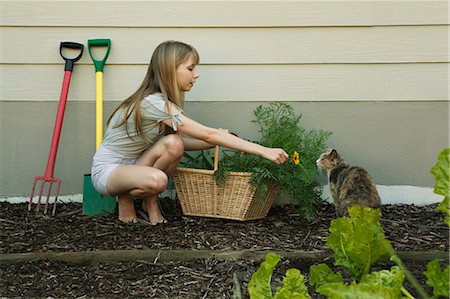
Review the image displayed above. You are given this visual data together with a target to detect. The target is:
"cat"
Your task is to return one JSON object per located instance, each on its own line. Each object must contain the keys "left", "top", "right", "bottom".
{"left": 316, "top": 148, "right": 381, "bottom": 217}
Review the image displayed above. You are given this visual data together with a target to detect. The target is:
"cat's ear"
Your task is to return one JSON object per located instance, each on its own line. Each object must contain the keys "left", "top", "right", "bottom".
{"left": 330, "top": 149, "right": 338, "bottom": 158}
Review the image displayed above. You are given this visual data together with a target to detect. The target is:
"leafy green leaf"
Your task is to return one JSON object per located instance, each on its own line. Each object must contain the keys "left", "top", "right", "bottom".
{"left": 326, "top": 206, "right": 394, "bottom": 281}
{"left": 424, "top": 258, "right": 450, "bottom": 298}
{"left": 309, "top": 263, "right": 343, "bottom": 288}
{"left": 273, "top": 268, "right": 311, "bottom": 299}
{"left": 248, "top": 252, "right": 281, "bottom": 299}
{"left": 317, "top": 266, "right": 405, "bottom": 299}
{"left": 430, "top": 148, "right": 450, "bottom": 226}
{"left": 363, "top": 266, "right": 405, "bottom": 290}
{"left": 317, "top": 281, "right": 405, "bottom": 299}
{"left": 437, "top": 198, "right": 450, "bottom": 227}
{"left": 430, "top": 148, "right": 450, "bottom": 198}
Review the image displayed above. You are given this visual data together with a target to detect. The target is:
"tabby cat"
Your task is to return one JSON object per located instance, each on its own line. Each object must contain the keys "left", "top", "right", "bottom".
{"left": 316, "top": 148, "right": 381, "bottom": 217}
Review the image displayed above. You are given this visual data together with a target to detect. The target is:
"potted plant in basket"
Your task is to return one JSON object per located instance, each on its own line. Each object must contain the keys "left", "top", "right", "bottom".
{"left": 174, "top": 102, "right": 332, "bottom": 220}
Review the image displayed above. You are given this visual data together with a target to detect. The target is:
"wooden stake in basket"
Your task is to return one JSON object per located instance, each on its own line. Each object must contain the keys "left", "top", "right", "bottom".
{"left": 173, "top": 145, "right": 278, "bottom": 221}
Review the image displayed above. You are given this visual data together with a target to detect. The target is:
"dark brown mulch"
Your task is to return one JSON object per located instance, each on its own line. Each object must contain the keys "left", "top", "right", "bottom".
{"left": 1, "top": 201, "right": 448, "bottom": 298}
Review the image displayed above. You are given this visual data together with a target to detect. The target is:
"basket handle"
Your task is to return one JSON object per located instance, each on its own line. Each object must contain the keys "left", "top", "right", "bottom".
{"left": 214, "top": 145, "right": 219, "bottom": 171}
{"left": 213, "top": 132, "right": 238, "bottom": 171}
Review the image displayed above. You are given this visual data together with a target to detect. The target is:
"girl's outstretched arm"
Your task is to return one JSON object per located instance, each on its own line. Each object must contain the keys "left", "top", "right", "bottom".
{"left": 162, "top": 113, "right": 288, "bottom": 164}
{"left": 182, "top": 136, "right": 213, "bottom": 151}
{"left": 181, "top": 128, "right": 230, "bottom": 151}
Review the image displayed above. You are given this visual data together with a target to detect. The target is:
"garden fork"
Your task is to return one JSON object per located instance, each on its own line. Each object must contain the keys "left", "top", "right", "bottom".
{"left": 28, "top": 42, "right": 83, "bottom": 215}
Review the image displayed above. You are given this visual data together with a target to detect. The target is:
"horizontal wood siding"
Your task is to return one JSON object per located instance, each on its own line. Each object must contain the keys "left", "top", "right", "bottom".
{"left": 0, "top": 1, "right": 448, "bottom": 102}
{"left": 2, "top": 1, "right": 447, "bottom": 27}
{"left": 1, "top": 63, "right": 447, "bottom": 101}
{"left": 2, "top": 26, "right": 448, "bottom": 64}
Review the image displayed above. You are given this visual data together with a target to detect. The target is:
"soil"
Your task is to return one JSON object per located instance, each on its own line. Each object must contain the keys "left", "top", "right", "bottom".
{"left": 1, "top": 200, "right": 448, "bottom": 298}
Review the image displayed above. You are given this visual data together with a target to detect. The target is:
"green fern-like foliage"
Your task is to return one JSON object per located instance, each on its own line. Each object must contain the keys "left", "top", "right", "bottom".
{"left": 216, "top": 102, "right": 332, "bottom": 219}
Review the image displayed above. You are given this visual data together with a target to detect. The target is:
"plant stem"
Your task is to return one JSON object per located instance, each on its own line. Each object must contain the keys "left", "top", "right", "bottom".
{"left": 401, "top": 286, "right": 416, "bottom": 299}
{"left": 394, "top": 255, "right": 430, "bottom": 299}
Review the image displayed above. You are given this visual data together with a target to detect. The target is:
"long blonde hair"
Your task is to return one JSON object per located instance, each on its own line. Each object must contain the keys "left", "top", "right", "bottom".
{"left": 108, "top": 40, "right": 199, "bottom": 140}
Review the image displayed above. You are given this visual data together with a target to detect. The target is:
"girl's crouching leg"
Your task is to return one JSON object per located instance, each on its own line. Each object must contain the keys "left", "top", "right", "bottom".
{"left": 117, "top": 194, "right": 137, "bottom": 223}
{"left": 156, "top": 134, "right": 184, "bottom": 175}
{"left": 142, "top": 196, "right": 167, "bottom": 225}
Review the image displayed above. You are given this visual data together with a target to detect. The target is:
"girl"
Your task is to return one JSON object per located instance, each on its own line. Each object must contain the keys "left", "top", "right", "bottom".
{"left": 91, "top": 40, "right": 289, "bottom": 225}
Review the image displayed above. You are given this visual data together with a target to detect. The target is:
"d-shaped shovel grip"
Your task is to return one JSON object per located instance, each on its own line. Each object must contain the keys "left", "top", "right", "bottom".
{"left": 87, "top": 39, "right": 111, "bottom": 73}
{"left": 60, "top": 42, "right": 84, "bottom": 72}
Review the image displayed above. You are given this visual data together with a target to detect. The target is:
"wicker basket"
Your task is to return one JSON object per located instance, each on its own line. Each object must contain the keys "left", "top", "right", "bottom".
{"left": 173, "top": 146, "right": 278, "bottom": 221}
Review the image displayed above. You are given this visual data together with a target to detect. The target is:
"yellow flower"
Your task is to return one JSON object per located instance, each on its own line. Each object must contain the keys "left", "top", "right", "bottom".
{"left": 292, "top": 151, "right": 300, "bottom": 165}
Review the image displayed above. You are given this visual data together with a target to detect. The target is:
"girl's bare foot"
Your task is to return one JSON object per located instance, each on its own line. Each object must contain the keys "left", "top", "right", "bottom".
{"left": 142, "top": 197, "right": 167, "bottom": 225}
{"left": 117, "top": 195, "right": 137, "bottom": 223}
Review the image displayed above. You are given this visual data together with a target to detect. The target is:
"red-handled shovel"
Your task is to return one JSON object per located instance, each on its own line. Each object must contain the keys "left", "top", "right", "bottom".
{"left": 28, "top": 42, "right": 84, "bottom": 215}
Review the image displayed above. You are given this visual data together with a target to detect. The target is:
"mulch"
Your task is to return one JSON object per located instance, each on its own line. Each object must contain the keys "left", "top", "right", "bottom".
{"left": 1, "top": 200, "right": 448, "bottom": 298}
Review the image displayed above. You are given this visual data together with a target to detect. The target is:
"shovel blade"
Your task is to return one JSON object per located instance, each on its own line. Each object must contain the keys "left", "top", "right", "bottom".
{"left": 82, "top": 174, "right": 116, "bottom": 216}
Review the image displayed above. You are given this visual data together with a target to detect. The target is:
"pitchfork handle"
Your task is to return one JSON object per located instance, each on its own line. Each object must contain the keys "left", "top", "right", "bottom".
{"left": 60, "top": 42, "right": 84, "bottom": 72}
{"left": 42, "top": 42, "right": 84, "bottom": 179}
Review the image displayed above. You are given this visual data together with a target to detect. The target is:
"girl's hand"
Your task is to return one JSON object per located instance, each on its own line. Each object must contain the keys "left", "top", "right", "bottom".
{"left": 263, "top": 147, "right": 289, "bottom": 164}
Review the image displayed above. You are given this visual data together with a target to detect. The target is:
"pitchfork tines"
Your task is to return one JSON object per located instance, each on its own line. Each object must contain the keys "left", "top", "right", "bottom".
{"left": 29, "top": 175, "right": 61, "bottom": 215}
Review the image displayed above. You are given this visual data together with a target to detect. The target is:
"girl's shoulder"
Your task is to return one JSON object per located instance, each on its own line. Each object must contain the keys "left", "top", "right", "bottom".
{"left": 142, "top": 92, "right": 166, "bottom": 112}
{"left": 143, "top": 92, "right": 164, "bottom": 106}
{"left": 143, "top": 93, "right": 183, "bottom": 115}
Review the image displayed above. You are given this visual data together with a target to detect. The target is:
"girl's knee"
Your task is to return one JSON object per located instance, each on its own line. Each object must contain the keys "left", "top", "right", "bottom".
{"left": 143, "top": 169, "right": 168, "bottom": 194}
{"left": 164, "top": 134, "right": 184, "bottom": 157}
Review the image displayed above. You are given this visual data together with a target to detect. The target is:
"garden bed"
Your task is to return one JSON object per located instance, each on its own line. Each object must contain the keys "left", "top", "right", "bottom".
{"left": 1, "top": 201, "right": 448, "bottom": 298}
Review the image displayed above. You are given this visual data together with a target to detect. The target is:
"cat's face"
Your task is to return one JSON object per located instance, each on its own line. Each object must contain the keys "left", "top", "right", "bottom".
{"left": 316, "top": 148, "right": 344, "bottom": 171}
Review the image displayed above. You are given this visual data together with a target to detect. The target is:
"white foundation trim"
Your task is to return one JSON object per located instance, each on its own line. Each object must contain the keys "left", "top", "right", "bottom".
{"left": 0, "top": 185, "right": 443, "bottom": 206}
{"left": 320, "top": 185, "right": 443, "bottom": 206}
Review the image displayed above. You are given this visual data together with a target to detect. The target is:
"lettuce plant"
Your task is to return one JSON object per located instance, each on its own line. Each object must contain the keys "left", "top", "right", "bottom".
{"left": 314, "top": 264, "right": 406, "bottom": 299}
{"left": 248, "top": 251, "right": 311, "bottom": 299}
{"left": 311, "top": 207, "right": 412, "bottom": 298}
{"left": 424, "top": 258, "right": 450, "bottom": 299}
{"left": 249, "top": 204, "right": 448, "bottom": 298}
{"left": 425, "top": 147, "right": 450, "bottom": 298}
{"left": 325, "top": 206, "right": 394, "bottom": 282}
{"left": 430, "top": 147, "right": 449, "bottom": 226}
{"left": 248, "top": 148, "right": 449, "bottom": 299}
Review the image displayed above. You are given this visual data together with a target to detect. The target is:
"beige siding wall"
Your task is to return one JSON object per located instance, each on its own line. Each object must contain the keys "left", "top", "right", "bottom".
{"left": 1, "top": 1, "right": 448, "bottom": 197}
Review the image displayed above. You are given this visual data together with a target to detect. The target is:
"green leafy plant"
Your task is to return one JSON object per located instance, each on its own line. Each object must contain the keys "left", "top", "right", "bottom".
{"left": 311, "top": 206, "right": 414, "bottom": 298}
{"left": 430, "top": 147, "right": 450, "bottom": 226}
{"left": 325, "top": 206, "right": 394, "bottom": 282}
{"left": 249, "top": 207, "right": 448, "bottom": 298}
{"left": 180, "top": 148, "right": 215, "bottom": 170}
{"left": 424, "top": 147, "right": 450, "bottom": 299}
{"left": 312, "top": 203, "right": 449, "bottom": 299}
{"left": 424, "top": 258, "right": 450, "bottom": 299}
{"left": 248, "top": 149, "right": 450, "bottom": 299}
{"left": 313, "top": 263, "right": 406, "bottom": 299}
{"left": 248, "top": 251, "right": 311, "bottom": 299}
{"left": 215, "top": 102, "right": 331, "bottom": 219}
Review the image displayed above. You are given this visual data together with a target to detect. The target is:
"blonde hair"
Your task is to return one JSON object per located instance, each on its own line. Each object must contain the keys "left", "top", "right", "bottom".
{"left": 108, "top": 40, "right": 199, "bottom": 140}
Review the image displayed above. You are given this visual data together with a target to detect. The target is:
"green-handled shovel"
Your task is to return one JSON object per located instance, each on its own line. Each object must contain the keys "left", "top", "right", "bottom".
{"left": 82, "top": 38, "right": 116, "bottom": 216}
